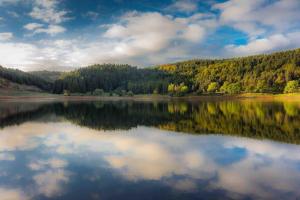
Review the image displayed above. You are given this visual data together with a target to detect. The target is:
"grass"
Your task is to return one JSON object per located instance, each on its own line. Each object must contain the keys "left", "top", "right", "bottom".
{"left": 0, "top": 90, "right": 300, "bottom": 102}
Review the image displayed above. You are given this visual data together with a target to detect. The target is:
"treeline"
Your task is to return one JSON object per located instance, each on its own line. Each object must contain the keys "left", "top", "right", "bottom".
{"left": 1, "top": 49, "right": 300, "bottom": 95}
{"left": 52, "top": 64, "right": 186, "bottom": 95}
{"left": 54, "top": 49, "right": 300, "bottom": 95}
{"left": 159, "top": 48, "right": 300, "bottom": 94}
{"left": 29, "top": 70, "right": 62, "bottom": 83}
{"left": 0, "top": 66, "right": 52, "bottom": 91}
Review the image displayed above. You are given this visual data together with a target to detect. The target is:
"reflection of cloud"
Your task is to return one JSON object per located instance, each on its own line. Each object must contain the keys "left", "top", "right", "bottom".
{"left": 33, "top": 169, "right": 70, "bottom": 197}
{"left": 28, "top": 158, "right": 68, "bottom": 171}
{"left": 0, "top": 124, "right": 38, "bottom": 152}
{"left": 170, "top": 179, "right": 197, "bottom": 191}
{"left": 0, "top": 187, "right": 27, "bottom": 200}
{"left": 27, "top": 157, "right": 70, "bottom": 198}
{"left": 0, "top": 152, "right": 15, "bottom": 161}
{"left": 1, "top": 122, "right": 300, "bottom": 199}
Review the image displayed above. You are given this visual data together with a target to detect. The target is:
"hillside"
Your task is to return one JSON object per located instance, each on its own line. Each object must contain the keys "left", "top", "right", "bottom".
{"left": 158, "top": 48, "right": 300, "bottom": 94}
{"left": 0, "top": 77, "right": 43, "bottom": 96}
{"left": 53, "top": 49, "right": 300, "bottom": 95}
{"left": 0, "top": 66, "right": 53, "bottom": 91}
{"left": 29, "top": 70, "right": 62, "bottom": 83}
{"left": 0, "top": 48, "right": 300, "bottom": 96}
{"left": 52, "top": 64, "right": 181, "bottom": 94}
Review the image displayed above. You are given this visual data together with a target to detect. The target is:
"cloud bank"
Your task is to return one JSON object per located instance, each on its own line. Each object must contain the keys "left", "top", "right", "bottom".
{"left": 0, "top": 0, "right": 299, "bottom": 70}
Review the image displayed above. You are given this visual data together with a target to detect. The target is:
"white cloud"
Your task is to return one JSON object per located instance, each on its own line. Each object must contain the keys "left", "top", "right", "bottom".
{"left": 103, "top": 11, "right": 215, "bottom": 57}
{"left": 24, "top": 23, "right": 65, "bottom": 36}
{"left": 29, "top": 0, "right": 69, "bottom": 24}
{"left": 0, "top": 1, "right": 299, "bottom": 69}
{"left": 0, "top": 11, "right": 218, "bottom": 70}
{"left": 33, "top": 25, "right": 66, "bottom": 36}
{"left": 24, "top": 23, "right": 44, "bottom": 31}
{"left": 167, "top": 0, "right": 198, "bottom": 12}
{"left": 0, "top": 42, "right": 40, "bottom": 68}
{"left": 0, "top": 32, "right": 13, "bottom": 41}
{"left": 226, "top": 32, "right": 300, "bottom": 56}
{"left": 214, "top": 0, "right": 300, "bottom": 37}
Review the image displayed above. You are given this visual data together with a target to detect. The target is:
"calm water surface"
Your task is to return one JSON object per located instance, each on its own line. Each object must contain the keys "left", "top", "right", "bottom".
{"left": 0, "top": 99, "right": 300, "bottom": 200}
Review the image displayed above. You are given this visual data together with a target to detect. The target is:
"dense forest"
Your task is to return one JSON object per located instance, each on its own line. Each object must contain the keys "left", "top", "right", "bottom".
{"left": 159, "top": 48, "right": 300, "bottom": 94}
{"left": 52, "top": 48, "right": 300, "bottom": 95}
{"left": 29, "top": 70, "right": 62, "bottom": 83}
{"left": 0, "top": 48, "right": 300, "bottom": 95}
{"left": 52, "top": 64, "right": 182, "bottom": 95}
{"left": 0, "top": 66, "right": 52, "bottom": 91}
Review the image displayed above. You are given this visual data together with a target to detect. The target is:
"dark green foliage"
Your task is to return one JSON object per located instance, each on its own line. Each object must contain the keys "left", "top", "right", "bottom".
{"left": 2, "top": 48, "right": 300, "bottom": 95}
{"left": 0, "top": 66, "right": 52, "bottom": 91}
{"left": 29, "top": 71, "right": 62, "bottom": 83}
{"left": 53, "top": 64, "right": 173, "bottom": 94}
{"left": 93, "top": 88, "right": 104, "bottom": 96}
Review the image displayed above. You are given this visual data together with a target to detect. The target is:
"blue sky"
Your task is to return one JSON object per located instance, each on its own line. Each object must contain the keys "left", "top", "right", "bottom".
{"left": 0, "top": 0, "right": 299, "bottom": 71}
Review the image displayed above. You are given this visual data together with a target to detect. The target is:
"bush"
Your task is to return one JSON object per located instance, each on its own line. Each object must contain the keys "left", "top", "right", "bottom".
{"left": 167, "top": 83, "right": 189, "bottom": 96}
{"left": 93, "top": 88, "right": 104, "bottom": 96}
{"left": 220, "top": 82, "right": 241, "bottom": 94}
{"left": 207, "top": 82, "right": 218, "bottom": 93}
{"left": 127, "top": 91, "right": 134, "bottom": 96}
{"left": 63, "top": 90, "right": 70, "bottom": 96}
{"left": 284, "top": 80, "right": 299, "bottom": 93}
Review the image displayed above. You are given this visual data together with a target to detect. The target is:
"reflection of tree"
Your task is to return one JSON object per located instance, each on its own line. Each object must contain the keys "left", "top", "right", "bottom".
{"left": 1, "top": 100, "right": 300, "bottom": 144}
{"left": 0, "top": 103, "right": 53, "bottom": 128}
{"left": 160, "top": 101, "right": 300, "bottom": 144}
{"left": 55, "top": 102, "right": 175, "bottom": 130}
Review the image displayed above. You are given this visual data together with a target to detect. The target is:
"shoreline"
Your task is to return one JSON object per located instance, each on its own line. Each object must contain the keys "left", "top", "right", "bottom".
{"left": 0, "top": 93, "right": 300, "bottom": 102}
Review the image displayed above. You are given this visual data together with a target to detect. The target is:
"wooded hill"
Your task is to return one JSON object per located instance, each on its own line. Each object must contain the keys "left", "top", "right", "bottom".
{"left": 0, "top": 66, "right": 53, "bottom": 91}
{"left": 0, "top": 48, "right": 300, "bottom": 95}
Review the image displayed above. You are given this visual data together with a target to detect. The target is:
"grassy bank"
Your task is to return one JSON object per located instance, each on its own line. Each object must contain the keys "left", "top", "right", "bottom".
{"left": 0, "top": 92, "right": 300, "bottom": 103}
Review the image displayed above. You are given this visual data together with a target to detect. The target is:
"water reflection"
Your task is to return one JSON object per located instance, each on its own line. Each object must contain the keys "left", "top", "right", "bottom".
{"left": 1, "top": 100, "right": 300, "bottom": 143}
{"left": 0, "top": 100, "right": 300, "bottom": 199}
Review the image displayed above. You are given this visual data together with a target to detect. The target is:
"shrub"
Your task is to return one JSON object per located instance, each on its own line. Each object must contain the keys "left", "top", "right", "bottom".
{"left": 284, "top": 80, "right": 299, "bottom": 93}
{"left": 63, "top": 90, "right": 70, "bottom": 96}
{"left": 207, "top": 82, "right": 218, "bottom": 93}
{"left": 93, "top": 88, "right": 104, "bottom": 96}
{"left": 220, "top": 82, "right": 241, "bottom": 94}
{"left": 127, "top": 91, "right": 134, "bottom": 96}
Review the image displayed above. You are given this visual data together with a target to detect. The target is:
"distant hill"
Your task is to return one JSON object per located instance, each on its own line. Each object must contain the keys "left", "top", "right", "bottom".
{"left": 0, "top": 66, "right": 53, "bottom": 91}
{"left": 53, "top": 48, "right": 300, "bottom": 95}
{"left": 157, "top": 48, "right": 300, "bottom": 94}
{"left": 0, "top": 48, "right": 300, "bottom": 95}
{"left": 0, "top": 77, "right": 43, "bottom": 96}
{"left": 52, "top": 64, "right": 176, "bottom": 94}
{"left": 29, "top": 70, "right": 62, "bottom": 83}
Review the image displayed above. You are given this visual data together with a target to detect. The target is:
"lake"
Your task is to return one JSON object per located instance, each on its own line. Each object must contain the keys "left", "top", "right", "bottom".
{"left": 0, "top": 99, "right": 300, "bottom": 200}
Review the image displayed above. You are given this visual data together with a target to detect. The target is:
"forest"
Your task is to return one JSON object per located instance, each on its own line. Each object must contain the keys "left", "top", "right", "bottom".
{"left": 0, "top": 48, "right": 300, "bottom": 95}
{"left": 0, "top": 66, "right": 53, "bottom": 91}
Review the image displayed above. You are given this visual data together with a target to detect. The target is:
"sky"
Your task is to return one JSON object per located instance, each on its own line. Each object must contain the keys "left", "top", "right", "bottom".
{"left": 0, "top": 0, "right": 299, "bottom": 71}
